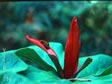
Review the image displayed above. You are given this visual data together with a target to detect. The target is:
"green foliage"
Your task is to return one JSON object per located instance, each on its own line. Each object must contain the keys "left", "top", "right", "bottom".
{"left": 15, "top": 48, "right": 56, "bottom": 72}
{"left": 0, "top": 50, "right": 28, "bottom": 73}
{"left": 0, "top": 72, "right": 35, "bottom": 84}
{"left": 0, "top": 42, "right": 112, "bottom": 84}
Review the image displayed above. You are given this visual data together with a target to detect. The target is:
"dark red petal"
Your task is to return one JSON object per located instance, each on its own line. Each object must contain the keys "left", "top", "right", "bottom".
{"left": 25, "top": 35, "right": 57, "bottom": 56}
{"left": 64, "top": 17, "right": 80, "bottom": 79}
{"left": 25, "top": 35, "right": 47, "bottom": 51}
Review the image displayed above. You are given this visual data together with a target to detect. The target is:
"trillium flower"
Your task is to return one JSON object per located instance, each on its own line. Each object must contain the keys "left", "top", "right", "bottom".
{"left": 25, "top": 17, "right": 92, "bottom": 79}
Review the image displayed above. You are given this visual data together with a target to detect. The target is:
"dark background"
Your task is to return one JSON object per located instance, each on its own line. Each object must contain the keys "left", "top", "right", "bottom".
{"left": 0, "top": 1, "right": 112, "bottom": 56}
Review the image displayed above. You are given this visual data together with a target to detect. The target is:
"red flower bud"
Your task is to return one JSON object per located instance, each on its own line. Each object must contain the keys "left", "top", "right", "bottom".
{"left": 64, "top": 17, "right": 80, "bottom": 79}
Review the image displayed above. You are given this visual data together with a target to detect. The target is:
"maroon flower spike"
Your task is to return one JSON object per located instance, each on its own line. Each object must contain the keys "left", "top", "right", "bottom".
{"left": 64, "top": 17, "right": 80, "bottom": 79}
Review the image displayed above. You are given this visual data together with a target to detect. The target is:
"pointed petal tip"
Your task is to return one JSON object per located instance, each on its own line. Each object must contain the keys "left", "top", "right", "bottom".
{"left": 25, "top": 34, "right": 31, "bottom": 39}
{"left": 71, "top": 17, "right": 79, "bottom": 32}
{"left": 25, "top": 35, "right": 34, "bottom": 41}
{"left": 72, "top": 17, "right": 77, "bottom": 23}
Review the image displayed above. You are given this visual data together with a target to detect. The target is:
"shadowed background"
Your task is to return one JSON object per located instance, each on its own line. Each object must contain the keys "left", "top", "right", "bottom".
{"left": 0, "top": 1, "right": 112, "bottom": 56}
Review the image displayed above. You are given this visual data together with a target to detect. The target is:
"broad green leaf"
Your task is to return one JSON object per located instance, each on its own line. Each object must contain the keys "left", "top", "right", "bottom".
{"left": 15, "top": 48, "right": 56, "bottom": 73}
{"left": 28, "top": 42, "right": 64, "bottom": 70}
{"left": 0, "top": 50, "right": 28, "bottom": 73}
{"left": 77, "top": 54, "right": 112, "bottom": 77}
{"left": 95, "top": 65, "right": 112, "bottom": 76}
{"left": 29, "top": 42, "right": 64, "bottom": 69}
{"left": 18, "top": 65, "right": 112, "bottom": 84}
{"left": 31, "top": 42, "right": 65, "bottom": 78}
{"left": 16, "top": 42, "right": 64, "bottom": 77}
{"left": 74, "top": 74, "right": 112, "bottom": 84}
{"left": 0, "top": 71, "right": 37, "bottom": 84}
{"left": 18, "top": 65, "right": 71, "bottom": 84}
{"left": 74, "top": 58, "right": 93, "bottom": 77}
{"left": 18, "top": 65, "right": 60, "bottom": 84}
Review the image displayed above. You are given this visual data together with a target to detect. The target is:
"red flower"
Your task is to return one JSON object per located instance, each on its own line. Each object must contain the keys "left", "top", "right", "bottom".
{"left": 25, "top": 17, "right": 90, "bottom": 79}
{"left": 64, "top": 17, "right": 80, "bottom": 79}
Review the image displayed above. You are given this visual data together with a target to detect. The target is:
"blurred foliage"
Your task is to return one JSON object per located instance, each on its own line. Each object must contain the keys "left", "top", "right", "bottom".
{"left": 0, "top": 1, "right": 112, "bottom": 56}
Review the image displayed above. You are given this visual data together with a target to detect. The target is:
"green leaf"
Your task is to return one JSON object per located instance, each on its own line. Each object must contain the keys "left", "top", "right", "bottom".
{"left": 0, "top": 71, "right": 37, "bottom": 84}
{"left": 30, "top": 42, "right": 64, "bottom": 77}
{"left": 15, "top": 48, "right": 56, "bottom": 73}
{"left": 0, "top": 50, "right": 28, "bottom": 73}
{"left": 18, "top": 65, "right": 71, "bottom": 84}
{"left": 95, "top": 65, "right": 112, "bottom": 76}
{"left": 28, "top": 42, "right": 65, "bottom": 69}
{"left": 74, "top": 58, "right": 93, "bottom": 77}
{"left": 18, "top": 65, "right": 60, "bottom": 84}
{"left": 74, "top": 74, "right": 112, "bottom": 84}
{"left": 77, "top": 54, "right": 112, "bottom": 77}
